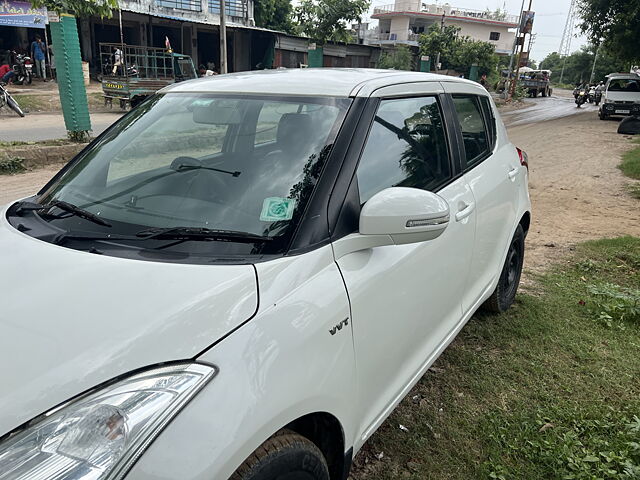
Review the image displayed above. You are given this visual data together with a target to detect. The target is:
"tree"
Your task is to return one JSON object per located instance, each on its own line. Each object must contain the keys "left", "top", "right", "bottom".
{"left": 31, "top": 0, "right": 117, "bottom": 17}
{"left": 576, "top": 0, "right": 640, "bottom": 63}
{"left": 418, "top": 24, "right": 462, "bottom": 69}
{"left": 254, "top": 0, "right": 295, "bottom": 33}
{"left": 294, "top": 0, "right": 370, "bottom": 44}
{"left": 419, "top": 24, "right": 498, "bottom": 75}
{"left": 539, "top": 45, "right": 628, "bottom": 85}
{"left": 377, "top": 45, "right": 413, "bottom": 70}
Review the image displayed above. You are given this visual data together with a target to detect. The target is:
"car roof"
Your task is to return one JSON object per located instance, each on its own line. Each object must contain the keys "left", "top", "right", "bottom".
{"left": 161, "top": 68, "right": 479, "bottom": 97}
{"left": 606, "top": 73, "right": 640, "bottom": 80}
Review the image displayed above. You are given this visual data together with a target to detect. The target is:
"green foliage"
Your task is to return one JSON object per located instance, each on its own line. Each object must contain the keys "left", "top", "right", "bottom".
{"left": 419, "top": 24, "right": 498, "bottom": 76}
{"left": 540, "top": 46, "right": 628, "bottom": 85}
{"left": 576, "top": 0, "right": 640, "bottom": 64}
{"left": 0, "top": 157, "right": 26, "bottom": 174}
{"left": 587, "top": 282, "right": 640, "bottom": 327}
{"left": 294, "top": 0, "right": 369, "bottom": 44}
{"left": 254, "top": 0, "right": 295, "bottom": 33}
{"left": 67, "top": 130, "right": 90, "bottom": 142}
{"left": 377, "top": 45, "right": 413, "bottom": 70}
{"left": 620, "top": 140, "right": 640, "bottom": 180}
{"left": 30, "top": 0, "right": 117, "bottom": 17}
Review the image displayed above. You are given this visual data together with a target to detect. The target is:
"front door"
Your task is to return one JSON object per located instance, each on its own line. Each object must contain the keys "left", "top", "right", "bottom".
{"left": 335, "top": 87, "right": 476, "bottom": 447}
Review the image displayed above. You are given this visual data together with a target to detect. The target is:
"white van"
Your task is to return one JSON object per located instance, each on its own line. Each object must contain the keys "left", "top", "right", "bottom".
{"left": 599, "top": 73, "right": 640, "bottom": 120}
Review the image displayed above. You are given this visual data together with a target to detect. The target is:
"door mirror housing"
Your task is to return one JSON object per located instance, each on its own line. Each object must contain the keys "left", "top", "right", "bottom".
{"left": 332, "top": 187, "right": 450, "bottom": 259}
{"left": 360, "top": 187, "right": 450, "bottom": 245}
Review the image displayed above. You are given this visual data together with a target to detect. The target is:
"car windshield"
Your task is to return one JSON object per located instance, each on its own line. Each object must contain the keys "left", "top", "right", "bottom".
{"left": 36, "top": 93, "right": 350, "bottom": 255}
{"left": 607, "top": 79, "right": 640, "bottom": 92}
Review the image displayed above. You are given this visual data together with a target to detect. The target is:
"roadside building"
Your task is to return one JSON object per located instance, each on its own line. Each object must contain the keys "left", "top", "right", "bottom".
{"left": 0, "top": 1, "right": 48, "bottom": 64}
{"left": 368, "top": 0, "right": 518, "bottom": 56}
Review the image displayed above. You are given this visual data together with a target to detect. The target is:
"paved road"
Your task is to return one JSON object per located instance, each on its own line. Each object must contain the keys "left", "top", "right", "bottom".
{"left": 501, "top": 93, "right": 599, "bottom": 127}
{"left": 0, "top": 112, "right": 124, "bottom": 142}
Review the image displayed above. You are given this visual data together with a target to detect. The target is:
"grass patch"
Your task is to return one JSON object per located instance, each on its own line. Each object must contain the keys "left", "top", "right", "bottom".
{"left": 11, "top": 94, "right": 49, "bottom": 112}
{"left": 0, "top": 138, "right": 72, "bottom": 148}
{"left": 627, "top": 184, "right": 640, "bottom": 200}
{"left": 620, "top": 139, "right": 640, "bottom": 180}
{"left": 351, "top": 236, "right": 640, "bottom": 480}
{"left": 0, "top": 157, "right": 26, "bottom": 174}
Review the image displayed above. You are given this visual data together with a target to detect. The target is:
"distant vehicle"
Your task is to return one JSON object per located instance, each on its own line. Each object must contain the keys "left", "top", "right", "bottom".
{"left": 0, "top": 69, "right": 531, "bottom": 480}
{"left": 575, "top": 84, "right": 588, "bottom": 107}
{"left": 599, "top": 73, "right": 640, "bottom": 120}
{"left": 0, "top": 82, "right": 24, "bottom": 117}
{"left": 99, "top": 43, "right": 197, "bottom": 110}
{"left": 520, "top": 69, "right": 553, "bottom": 97}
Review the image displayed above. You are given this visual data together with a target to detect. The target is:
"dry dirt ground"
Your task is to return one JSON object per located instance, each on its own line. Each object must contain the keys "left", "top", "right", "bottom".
{"left": 507, "top": 110, "right": 640, "bottom": 277}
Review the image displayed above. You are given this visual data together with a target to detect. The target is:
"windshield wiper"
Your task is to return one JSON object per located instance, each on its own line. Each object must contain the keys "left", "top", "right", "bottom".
{"left": 170, "top": 156, "right": 241, "bottom": 177}
{"left": 135, "top": 226, "right": 273, "bottom": 243}
{"left": 14, "top": 200, "right": 112, "bottom": 227}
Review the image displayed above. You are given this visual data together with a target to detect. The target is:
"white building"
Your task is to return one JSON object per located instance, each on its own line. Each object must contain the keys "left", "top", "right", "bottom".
{"left": 369, "top": 0, "right": 518, "bottom": 55}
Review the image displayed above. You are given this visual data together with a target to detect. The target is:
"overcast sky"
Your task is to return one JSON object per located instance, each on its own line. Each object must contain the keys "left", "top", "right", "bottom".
{"left": 363, "top": 0, "right": 588, "bottom": 62}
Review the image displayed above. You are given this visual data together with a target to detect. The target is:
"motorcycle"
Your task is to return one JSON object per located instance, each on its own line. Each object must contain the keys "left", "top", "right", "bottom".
{"left": 12, "top": 52, "right": 33, "bottom": 86}
{"left": 587, "top": 85, "right": 596, "bottom": 103}
{"left": 593, "top": 88, "right": 602, "bottom": 106}
{"left": 575, "top": 87, "right": 588, "bottom": 107}
{"left": 0, "top": 82, "right": 25, "bottom": 117}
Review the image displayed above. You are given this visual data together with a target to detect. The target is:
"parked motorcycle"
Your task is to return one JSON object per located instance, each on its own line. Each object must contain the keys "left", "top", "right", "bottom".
{"left": 12, "top": 52, "right": 33, "bottom": 86}
{"left": 0, "top": 83, "right": 25, "bottom": 117}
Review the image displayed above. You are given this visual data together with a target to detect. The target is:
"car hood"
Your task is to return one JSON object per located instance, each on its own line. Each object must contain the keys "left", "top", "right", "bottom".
{"left": 0, "top": 210, "right": 258, "bottom": 437}
{"left": 605, "top": 91, "right": 640, "bottom": 103}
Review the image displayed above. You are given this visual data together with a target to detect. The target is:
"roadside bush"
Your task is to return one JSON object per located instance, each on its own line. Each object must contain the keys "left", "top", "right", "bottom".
{"left": 0, "top": 157, "right": 26, "bottom": 174}
{"left": 619, "top": 140, "right": 640, "bottom": 180}
{"left": 587, "top": 282, "right": 640, "bottom": 327}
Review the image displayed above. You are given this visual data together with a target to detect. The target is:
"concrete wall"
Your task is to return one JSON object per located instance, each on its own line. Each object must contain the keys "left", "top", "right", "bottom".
{"left": 390, "top": 16, "right": 411, "bottom": 41}
{"left": 448, "top": 20, "right": 514, "bottom": 53}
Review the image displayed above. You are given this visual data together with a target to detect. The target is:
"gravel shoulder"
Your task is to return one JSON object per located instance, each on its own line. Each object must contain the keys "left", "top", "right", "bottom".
{"left": 506, "top": 109, "right": 640, "bottom": 276}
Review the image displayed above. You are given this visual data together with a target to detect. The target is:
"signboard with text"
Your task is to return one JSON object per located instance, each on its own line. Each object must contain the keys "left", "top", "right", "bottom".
{"left": 0, "top": 1, "right": 47, "bottom": 28}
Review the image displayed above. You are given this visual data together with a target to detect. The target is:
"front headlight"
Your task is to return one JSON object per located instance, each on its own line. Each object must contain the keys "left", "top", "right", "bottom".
{"left": 0, "top": 363, "right": 215, "bottom": 480}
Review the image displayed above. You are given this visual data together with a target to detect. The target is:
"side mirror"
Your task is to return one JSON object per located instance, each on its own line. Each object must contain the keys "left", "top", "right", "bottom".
{"left": 360, "top": 187, "right": 450, "bottom": 245}
{"left": 332, "top": 187, "right": 450, "bottom": 259}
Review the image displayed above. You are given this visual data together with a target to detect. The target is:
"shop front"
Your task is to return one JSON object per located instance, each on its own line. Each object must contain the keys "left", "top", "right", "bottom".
{"left": 0, "top": 1, "right": 47, "bottom": 64}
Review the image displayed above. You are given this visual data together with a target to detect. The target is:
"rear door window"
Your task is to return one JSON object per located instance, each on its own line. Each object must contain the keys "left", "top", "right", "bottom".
{"left": 356, "top": 96, "right": 452, "bottom": 203}
{"left": 451, "top": 95, "right": 490, "bottom": 169}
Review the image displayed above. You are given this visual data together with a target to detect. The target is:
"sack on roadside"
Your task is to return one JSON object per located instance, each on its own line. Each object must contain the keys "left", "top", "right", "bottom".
{"left": 617, "top": 115, "right": 640, "bottom": 135}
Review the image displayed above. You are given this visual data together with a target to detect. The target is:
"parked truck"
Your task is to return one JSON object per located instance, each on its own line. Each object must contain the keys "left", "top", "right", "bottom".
{"left": 100, "top": 43, "right": 197, "bottom": 110}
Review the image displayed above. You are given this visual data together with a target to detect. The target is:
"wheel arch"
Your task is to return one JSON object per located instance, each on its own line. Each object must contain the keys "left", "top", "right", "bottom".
{"left": 519, "top": 211, "right": 531, "bottom": 237}
{"left": 285, "top": 411, "right": 349, "bottom": 480}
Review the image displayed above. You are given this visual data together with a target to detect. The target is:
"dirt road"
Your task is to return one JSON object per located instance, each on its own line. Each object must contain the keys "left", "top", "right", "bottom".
{"left": 1, "top": 96, "right": 638, "bottom": 274}
{"left": 506, "top": 105, "right": 640, "bottom": 274}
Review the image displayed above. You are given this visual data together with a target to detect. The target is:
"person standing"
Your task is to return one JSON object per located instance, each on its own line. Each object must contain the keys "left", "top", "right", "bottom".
{"left": 31, "top": 35, "right": 46, "bottom": 81}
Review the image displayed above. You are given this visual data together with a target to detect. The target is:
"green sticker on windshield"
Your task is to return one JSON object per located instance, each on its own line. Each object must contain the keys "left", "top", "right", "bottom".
{"left": 260, "top": 197, "right": 296, "bottom": 222}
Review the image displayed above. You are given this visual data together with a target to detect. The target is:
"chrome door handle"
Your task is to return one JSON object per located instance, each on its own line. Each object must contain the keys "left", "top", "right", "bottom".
{"left": 508, "top": 167, "right": 519, "bottom": 180}
{"left": 455, "top": 202, "right": 475, "bottom": 222}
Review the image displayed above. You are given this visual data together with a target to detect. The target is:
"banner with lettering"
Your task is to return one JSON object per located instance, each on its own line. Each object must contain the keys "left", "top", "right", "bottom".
{"left": 0, "top": 1, "right": 47, "bottom": 28}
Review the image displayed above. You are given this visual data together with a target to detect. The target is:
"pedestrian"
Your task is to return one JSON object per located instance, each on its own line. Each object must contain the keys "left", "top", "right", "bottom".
{"left": 30, "top": 35, "right": 46, "bottom": 81}
{"left": 48, "top": 43, "right": 56, "bottom": 81}
{"left": 0, "top": 63, "right": 16, "bottom": 84}
{"left": 479, "top": 73, "right": 488, "bottom": 89}
{"left": 112, "top": 47, "right": 123, "bottom": 75}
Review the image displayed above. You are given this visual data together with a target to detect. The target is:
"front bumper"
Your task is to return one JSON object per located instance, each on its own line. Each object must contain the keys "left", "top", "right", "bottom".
{"left": 602, "top": 102, "right": 640, "bottom": 116}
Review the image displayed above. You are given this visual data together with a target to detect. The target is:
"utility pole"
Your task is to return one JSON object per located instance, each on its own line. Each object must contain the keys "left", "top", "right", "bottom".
{"left": 589, "top": 43, "right": 599, "bottom": 83}
{"left": 219, "top": 0, "right": 228, "bottom": 73}
{"left": 509, "top": 0, "right": 533, "bottom": 97}
{"left": 507, "top": 0, "right": 526, "bottom": 76}
{"left": 434, "top": 13, "right": 445, "bottom": 73}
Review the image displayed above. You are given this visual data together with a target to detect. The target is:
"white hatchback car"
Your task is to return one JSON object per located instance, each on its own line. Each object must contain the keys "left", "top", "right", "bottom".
{"left": 0, "top": 69, "right": 530, "bottom": 480}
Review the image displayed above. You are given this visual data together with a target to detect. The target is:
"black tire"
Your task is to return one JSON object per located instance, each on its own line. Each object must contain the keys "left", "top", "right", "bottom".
{"left": 26, "top": 74, "right": 32, "bottom": 85}
{"left": 482, "top": 224, "right": 525, "bottom": 313}
{"left": 7, "top": 95, "right": 25, "bottom": 117}
{"left": 599, "top": 110, "right": 608, "bottom": 120}
{"left": 230, "top": 430, "right": 329, "bottom": 480}
{"left": 541, "top": 88, "right": 547, "bottom": 97}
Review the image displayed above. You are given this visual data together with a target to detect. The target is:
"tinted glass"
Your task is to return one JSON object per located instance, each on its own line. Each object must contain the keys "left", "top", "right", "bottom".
{"left": 37, "top": 93, "right": 350, "bottom": 255}
{"left": 452, "top": 95, "right": 490, "bottom": 168}
{"left": 607, "top": 79, "right": 640, "bottom": 92}
{"left": 356, "top": 96, "right": 451, "bottom": 203}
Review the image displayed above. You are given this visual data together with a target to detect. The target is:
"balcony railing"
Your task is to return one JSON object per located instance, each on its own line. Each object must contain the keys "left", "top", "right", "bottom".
{"left": 373, "top": 3, "right": 519, "bottom": 24}
{"left": 208, "top": 0, "right": 247, "bottom": 17}
{"left": 370, "top": 32, "right": 421, "bottom": 42}
{"left": 156, "top": 0, "right": 201, "bottom": 12}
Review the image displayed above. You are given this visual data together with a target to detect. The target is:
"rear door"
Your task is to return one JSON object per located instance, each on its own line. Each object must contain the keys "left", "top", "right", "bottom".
{"left": 442, "top": 82, "right": 520, "bottom": 313}
{"left": 335, "top": 83, "right": 477, "bottom": 446}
